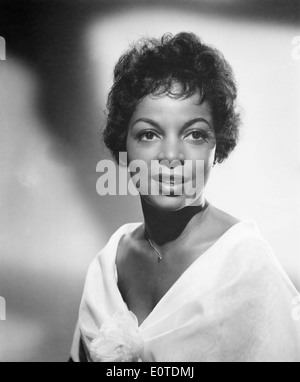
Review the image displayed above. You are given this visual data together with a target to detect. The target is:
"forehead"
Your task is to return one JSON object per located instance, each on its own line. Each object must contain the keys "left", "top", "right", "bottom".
{"left": 131, "top": 92, "right": 212, "bottom": 124}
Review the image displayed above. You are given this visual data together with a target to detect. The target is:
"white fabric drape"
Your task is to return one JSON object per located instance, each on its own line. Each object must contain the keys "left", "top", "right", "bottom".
{"left": 71, "top": 221, "right": 300, "bottom": 362}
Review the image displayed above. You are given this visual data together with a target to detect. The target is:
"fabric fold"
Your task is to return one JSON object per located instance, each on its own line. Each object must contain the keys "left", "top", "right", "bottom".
{"left": 71, "top": 221, "right": 300, "bottom": 362}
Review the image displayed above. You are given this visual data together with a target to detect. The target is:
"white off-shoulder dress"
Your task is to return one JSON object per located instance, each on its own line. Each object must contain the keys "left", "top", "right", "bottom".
{"left": 70, "top": 221, "right": 300, "bottom": 362}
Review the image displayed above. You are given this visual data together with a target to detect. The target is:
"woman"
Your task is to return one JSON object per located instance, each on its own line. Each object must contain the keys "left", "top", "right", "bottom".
{"left": 70, "top": 33, "right": 300, "bottom": 362}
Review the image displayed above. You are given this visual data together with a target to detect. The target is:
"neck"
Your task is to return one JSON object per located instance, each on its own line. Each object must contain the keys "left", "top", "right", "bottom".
{"left": 141, "top": 197, "right": 209, "bottom": 247}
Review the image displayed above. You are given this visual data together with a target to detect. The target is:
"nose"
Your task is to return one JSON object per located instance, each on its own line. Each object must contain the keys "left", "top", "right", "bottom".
{"left": 157, "top": 137, "right": 185, "bottom": 168}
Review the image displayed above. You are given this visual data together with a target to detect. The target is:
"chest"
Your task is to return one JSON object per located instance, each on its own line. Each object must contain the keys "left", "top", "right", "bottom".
{"left": 115, "top": 236, "right": 208, "bottom": 326}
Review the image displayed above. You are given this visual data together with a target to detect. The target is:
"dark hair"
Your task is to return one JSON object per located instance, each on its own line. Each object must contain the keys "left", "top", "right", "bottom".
{"left": 103, "top": 32, "right": 240, "bottom": 164}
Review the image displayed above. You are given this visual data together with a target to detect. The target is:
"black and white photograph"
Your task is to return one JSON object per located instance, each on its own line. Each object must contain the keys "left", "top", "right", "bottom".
{"left": 0, "top": 0, "right": 300, "bottom": 364}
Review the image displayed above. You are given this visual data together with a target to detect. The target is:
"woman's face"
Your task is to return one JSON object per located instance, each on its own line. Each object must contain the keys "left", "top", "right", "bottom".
{"left": 126, "top": 88, "right": 216, "bottom": 211}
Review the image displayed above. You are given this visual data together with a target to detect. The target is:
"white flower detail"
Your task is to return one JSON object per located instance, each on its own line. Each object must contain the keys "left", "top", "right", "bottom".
{"left": 90, "top": 311, "right": 144, "bottom": 362}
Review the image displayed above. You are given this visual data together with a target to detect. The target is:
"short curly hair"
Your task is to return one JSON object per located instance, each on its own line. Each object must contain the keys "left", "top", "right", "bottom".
{"left": 103, "top": 32, "right": 240, "bottom": 164}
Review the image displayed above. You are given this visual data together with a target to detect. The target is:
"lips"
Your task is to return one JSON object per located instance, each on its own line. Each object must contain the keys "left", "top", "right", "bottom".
{"left": 152, "top": 173, "right": 188, "bottom": 185}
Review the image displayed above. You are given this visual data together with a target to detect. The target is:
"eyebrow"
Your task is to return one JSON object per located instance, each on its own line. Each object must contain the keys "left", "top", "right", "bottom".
{"left": 131, "top": 117, "right": 212, "bottom": 131}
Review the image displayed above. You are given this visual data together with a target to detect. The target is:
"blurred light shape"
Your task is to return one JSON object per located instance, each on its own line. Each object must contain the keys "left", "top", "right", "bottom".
{"left": 0, "top": 58, "right": 106, "bottom": 278}
{"left": 0, "top": 36, "right": 5, "bottom": 61}
{"left": 0, "top": 315, "right": 45, "bottom": 362}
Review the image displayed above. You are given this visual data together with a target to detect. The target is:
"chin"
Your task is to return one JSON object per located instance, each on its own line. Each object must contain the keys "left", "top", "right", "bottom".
{"left": 141, "top": 194, "right": 201, "bottom": 211}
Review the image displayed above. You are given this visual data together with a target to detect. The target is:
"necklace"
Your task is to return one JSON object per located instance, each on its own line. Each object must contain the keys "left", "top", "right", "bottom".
{"left": 144, "top": 202, "right": 210, "bottom": 263}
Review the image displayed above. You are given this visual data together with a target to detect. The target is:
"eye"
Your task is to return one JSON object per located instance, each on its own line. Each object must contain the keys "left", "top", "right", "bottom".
{"left": 185, "top": 130, "right": 208, "bottom": 143}
{"left": 191, "top": 131, "right": 203, "bottom": 140}
{"left": 138, "top": 131, "right": 160, "bottom": 143}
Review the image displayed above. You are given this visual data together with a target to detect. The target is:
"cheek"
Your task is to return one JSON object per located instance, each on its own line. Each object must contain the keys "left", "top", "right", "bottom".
{"left": 125, "top": 136, "right": 133, "bottom": 160}
{"left": 189, "top": 144, "right": 216, "bottom": 166}
{"left": 126, "top": 143, "right": 155, "bottom": 166}
{"left": 126, "top": 147, "right": 140, "bottom": 168}
{"left": 188, "top": 145, "right": 215, "bottom": 185}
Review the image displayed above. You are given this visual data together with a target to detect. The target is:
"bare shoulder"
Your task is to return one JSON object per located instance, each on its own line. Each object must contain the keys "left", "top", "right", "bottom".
{"left": 116, "top": 223, "right": 145, "bottom": 266}
{"left": 210, "top": 205, "right": 241, "bottom": 226}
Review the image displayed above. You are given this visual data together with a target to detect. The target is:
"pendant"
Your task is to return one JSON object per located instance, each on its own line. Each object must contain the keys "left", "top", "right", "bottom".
{"left": 158, "top": 255, "right": 162, "bottom": 263}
